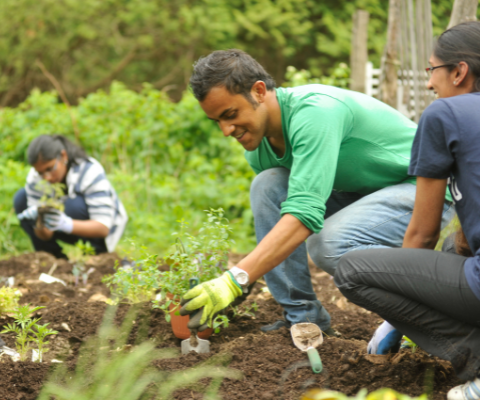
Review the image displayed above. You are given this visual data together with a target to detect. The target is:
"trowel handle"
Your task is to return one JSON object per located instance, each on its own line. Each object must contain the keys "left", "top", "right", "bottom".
{"left": 307, "top": 347, "right": 323, "bottom": 373}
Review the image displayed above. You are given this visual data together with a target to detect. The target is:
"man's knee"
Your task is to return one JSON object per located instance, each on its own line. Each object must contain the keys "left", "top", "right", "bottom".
{"left": 250, "top": 168, "right": 289, "bottom": 211}
{"left": 13, "top": 188, "right": 27, "bottom": 214}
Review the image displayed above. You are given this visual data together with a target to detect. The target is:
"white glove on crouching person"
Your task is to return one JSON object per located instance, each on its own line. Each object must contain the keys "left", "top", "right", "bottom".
{"left": 17, "top": 206, "right": 38, "bottom": 221}
{"left": 43, "top": 208, "right": 74, "bottom": 234}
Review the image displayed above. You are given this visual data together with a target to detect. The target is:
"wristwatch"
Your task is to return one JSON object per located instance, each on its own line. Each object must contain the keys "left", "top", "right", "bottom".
{"left": 229, "top": 266, "right": 250, "bottom": 293}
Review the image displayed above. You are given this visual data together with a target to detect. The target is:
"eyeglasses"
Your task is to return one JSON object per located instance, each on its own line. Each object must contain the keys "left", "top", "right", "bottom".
{"left": 425, "top": 64, "right": 455, "bottom": 75}
{"left": 38, "top": 159, "right": 60, "bottom": 178}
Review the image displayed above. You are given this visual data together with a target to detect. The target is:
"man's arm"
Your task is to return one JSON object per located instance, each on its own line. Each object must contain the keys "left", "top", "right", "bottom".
{"left": 403, "top": 177, "right": 448, "bottom": 249}
{"left": 237, "top": 213, "right": 312, "bottom": 281}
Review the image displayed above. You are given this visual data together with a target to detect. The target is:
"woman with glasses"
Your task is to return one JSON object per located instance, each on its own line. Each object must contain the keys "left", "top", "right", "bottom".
{"left": 14, "top": 134, "right": 128, "bottom": 259}
{"left": 335, "top": 21, "right": 480, "bottom": 400}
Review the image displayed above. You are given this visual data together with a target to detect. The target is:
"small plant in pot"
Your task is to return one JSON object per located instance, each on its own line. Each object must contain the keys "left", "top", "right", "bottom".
{"left": 153, "top": 208, "right": 234, "bottom": 339}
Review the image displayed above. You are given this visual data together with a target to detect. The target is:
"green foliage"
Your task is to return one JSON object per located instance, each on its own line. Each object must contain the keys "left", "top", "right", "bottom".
{"left": 0, "top": 0, "right": 462, "bottom": 106}
{"left": 283, "top": 63, "right": 350, "bottom": 88}
{"left": 35, "top": 180, "right": 66, "bottom": 212}
{"left": 0, "top": 160, "right": 32, "bottom": 257}
{"left": 0, "top": 287, "right": 22, "bottom": 315}
{"left": 37, "top": 305, "right": 240, "bottom": 400}
{"left": 59, "top": 240, "right": 96, "bottom": 286}
{"left": 1, "top": 304, "right": 57, "bottom": 361}
{"left": 153, "top": 208, "right": 234, "bottom": 320}
{"left": 103, "top": 246, "right": 163, "bottom": 305}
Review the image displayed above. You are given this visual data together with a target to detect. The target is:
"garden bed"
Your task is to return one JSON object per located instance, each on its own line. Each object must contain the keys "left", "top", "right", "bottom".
{"left": 0, "top": 252, "right": 461, "bottom": 400}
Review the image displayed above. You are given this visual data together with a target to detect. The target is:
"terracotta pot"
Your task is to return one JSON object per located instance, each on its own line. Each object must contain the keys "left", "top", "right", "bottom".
{"left": 168, "top": 295, "right": 213, "bottom": 340}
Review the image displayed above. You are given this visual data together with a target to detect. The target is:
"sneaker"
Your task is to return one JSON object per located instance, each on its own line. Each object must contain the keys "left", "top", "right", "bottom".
{"left": 260, "top": 320, "right": 291, "bottom": 332}
{"left": 448, "top": 377, "right": 480, "bottom": 400}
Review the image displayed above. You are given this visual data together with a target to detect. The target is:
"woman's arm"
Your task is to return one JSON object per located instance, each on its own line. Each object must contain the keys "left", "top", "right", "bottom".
{"left": 71, "top": 220, "right": 109, "bottom": 238}
{"left": 403, "top": 177, "right": 448, "bottom": 249}
{"left": 34, "top": 219, "right": 109, "bottom": 240}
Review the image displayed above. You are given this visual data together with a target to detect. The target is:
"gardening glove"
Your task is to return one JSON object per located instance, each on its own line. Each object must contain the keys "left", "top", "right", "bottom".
{"left": 367, "top": 321, "right": 403, "bottom": 355}
{"left": 17, "top": 206, "right": 38, "bottom": 221}
{"left": 180, "top": 271, "right": 243, "bottom": 331}
{"left": 43, "top": 208, "right": 74, "bottom": 234}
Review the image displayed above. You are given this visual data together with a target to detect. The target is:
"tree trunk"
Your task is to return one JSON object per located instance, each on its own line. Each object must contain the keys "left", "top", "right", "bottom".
{"left": 380, "top": 0, "right": 400, "bottom": 108}
{"left": 350, "top": 10, "right": 370, "bottom": 93}
{"left": 448, "top": 0, "right": 478, "bottom": 29}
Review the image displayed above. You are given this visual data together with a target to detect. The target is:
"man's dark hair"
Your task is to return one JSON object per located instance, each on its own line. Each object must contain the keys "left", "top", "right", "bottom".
{"left": 190, "top": 49, "right": 276, "bottom": 104}
{"left": 434, "top": 21, "right": 480, "bottom": 93}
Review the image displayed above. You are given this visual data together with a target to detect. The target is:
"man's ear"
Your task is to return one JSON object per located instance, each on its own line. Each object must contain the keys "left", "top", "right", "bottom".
{"left": 251, "top": 81, "right": 267, "bottom": 103}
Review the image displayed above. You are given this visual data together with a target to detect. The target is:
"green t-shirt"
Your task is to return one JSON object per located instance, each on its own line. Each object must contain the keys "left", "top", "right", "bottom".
{"left": 245, "top": 84, "right": 421, "bottom": 233}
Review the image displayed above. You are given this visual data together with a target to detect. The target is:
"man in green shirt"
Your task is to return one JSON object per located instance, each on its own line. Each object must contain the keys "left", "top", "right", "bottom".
{"left": 179, "top": 49, "right": 455, "bottom": 334}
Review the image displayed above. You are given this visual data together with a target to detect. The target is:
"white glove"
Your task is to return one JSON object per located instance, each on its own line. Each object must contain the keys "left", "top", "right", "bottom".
{"left": 17, "top": 206, "right": 38, "bottom": 221}
{"left": 43, "top": 208, "right": 73, "bottom": 234}
{"left": 367, "top": 321, "right": 403, "bottom": 354}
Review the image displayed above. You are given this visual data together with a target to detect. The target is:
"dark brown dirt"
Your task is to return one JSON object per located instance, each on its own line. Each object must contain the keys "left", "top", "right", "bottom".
{"left": 0, "top": 252, "right": 462, "bottom": 400}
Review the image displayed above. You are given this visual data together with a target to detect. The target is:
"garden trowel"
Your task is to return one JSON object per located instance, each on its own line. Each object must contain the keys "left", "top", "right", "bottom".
{"left": 291, "top": 322, "right": 323, "bottom": 373}
{"left": 181, "top": 278, "right": 210, "bottom": 354}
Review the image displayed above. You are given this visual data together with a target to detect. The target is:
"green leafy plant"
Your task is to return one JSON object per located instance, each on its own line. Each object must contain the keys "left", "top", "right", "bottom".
{"left": 37, "top": 305, "right": 240, "bottom": 400}
{"left": 0, "top": 286, "right": 21, "bottom": 315}
{"left": 103, "top": 247, "right": 162, "bottom": 305}
{"left": 35, "top": 180, "right": 66, "bottom": 212}
{"left": 60, "top": 240, "right": 96, "bottom": 285}
{"left": 1, "top": 303, "right": 57, "bottom": 361}
{"left": 152, "top": 208, "right": 234, "bottom": 322}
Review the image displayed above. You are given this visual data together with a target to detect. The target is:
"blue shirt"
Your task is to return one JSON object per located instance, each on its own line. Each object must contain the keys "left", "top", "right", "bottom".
{"left": 409, "top": 92, "right": 480, "bottom": 301}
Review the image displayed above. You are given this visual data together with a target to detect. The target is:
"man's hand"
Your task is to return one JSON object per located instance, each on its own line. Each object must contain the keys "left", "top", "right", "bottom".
{"left": 180, "top": 272, "right": 243, "bottom": 331}
{"left": 17, "top": 206, "right": 38, "bottom": 221}
{"left": 43, "top": 208, "right": 73, "bottom": 234}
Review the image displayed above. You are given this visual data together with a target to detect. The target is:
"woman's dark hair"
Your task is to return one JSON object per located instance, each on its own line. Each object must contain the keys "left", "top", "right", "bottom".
{"left": 433, "top": 21, "right": 480, "bottom": 93}
{"left": 190, "top": 49, "right": 276, "bottom": 105}
{"left": 27, "top": 134, "right": 87, "bottom": 168}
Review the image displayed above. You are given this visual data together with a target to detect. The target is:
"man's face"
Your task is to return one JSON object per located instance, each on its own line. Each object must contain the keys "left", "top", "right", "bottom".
{"left": 200, "top": 85, "right": 269, "bottom": 151}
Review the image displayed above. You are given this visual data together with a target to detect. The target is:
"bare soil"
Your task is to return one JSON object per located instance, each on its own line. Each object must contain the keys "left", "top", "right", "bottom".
{"left": 0, "top": 252, "right": 461, "bottom": 400}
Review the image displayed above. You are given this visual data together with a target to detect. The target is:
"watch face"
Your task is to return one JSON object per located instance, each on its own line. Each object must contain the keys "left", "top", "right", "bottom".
{"left": 236, "top": 272, "right": 249, "bottom": 285}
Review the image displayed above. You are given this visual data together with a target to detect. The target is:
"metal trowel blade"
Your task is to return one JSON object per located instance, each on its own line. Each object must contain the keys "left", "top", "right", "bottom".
{"left": 181, "top": 335, "right": 210, "bottom": 354}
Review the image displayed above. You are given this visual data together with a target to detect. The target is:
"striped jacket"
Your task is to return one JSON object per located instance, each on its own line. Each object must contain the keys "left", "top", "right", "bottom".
{"left": 25, "top": 157, "right": 128, "bottom": 252}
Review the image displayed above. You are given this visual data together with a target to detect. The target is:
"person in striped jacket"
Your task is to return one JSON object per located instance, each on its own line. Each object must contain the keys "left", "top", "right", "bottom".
{"left": 14, "top": 134, "right": 128, "bottom": 259}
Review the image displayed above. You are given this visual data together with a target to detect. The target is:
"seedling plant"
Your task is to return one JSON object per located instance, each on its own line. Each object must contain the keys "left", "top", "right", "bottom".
{"left": 1, "top": 304, "right": 58, "bottom": 361}
{"left": 60, "top": 240, "right": 96, "bottom": 285}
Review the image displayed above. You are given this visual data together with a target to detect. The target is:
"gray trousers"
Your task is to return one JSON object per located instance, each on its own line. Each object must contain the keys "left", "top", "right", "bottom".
{"left": 335, "top": 248, "right": 480, "bottom": 380}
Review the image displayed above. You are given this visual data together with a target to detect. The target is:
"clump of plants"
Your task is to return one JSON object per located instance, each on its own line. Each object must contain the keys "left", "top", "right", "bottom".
{"left": 0, "top": 286, "right": 21, "bottom": 315}
{"left": 103, "top": 247, "right": 162, "bottom": 305}
{"left": 152, "top": 208, "right": 234, "bottom": 321}
{"left": 1, "top": 304, "right": 58, "bottom": 361}
{"left": 60, "top": 240, "right": 96, "bottom": 285}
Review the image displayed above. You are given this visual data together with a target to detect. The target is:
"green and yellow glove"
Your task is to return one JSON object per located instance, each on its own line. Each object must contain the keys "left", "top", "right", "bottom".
{"left": 180, "top": 272, "right": 243, "bottom": 331}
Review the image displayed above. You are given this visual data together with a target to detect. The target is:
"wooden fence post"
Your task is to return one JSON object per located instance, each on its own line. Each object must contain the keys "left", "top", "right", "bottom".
{"left": 350, "top": 10, "right": 370, "bottom": 93}
{"left": 448, "top": 0, "right": 478, "bottom": 29}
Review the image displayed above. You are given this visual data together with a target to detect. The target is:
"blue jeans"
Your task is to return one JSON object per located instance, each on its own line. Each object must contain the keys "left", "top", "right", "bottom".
{"left": 14, "top": 188, "right": 107, "bottom": 259}
{"left": 250, "top": 167, "right": 455, "bottom": 330}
